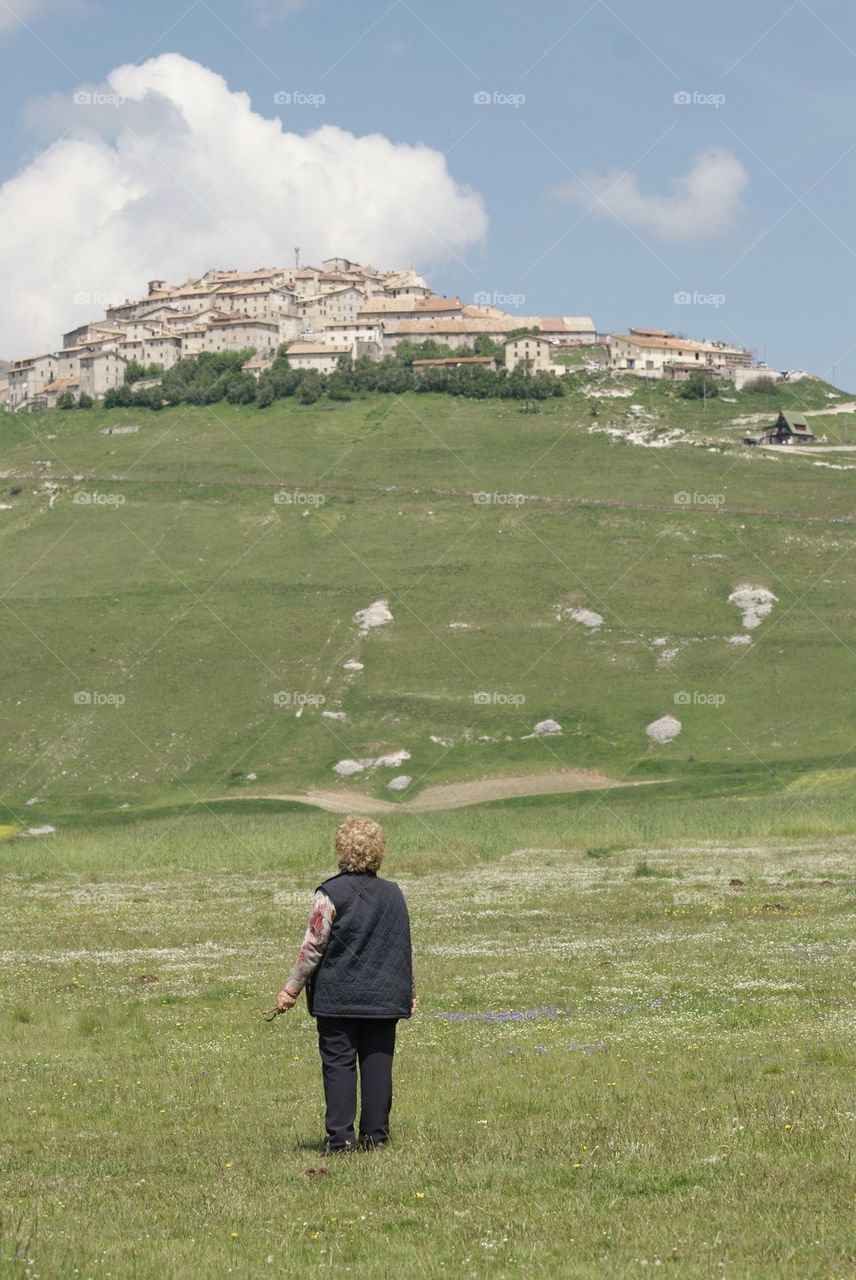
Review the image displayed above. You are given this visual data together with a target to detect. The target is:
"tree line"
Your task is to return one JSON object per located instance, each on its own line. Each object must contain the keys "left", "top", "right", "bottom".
{"left": 55, "top": 336, "right": 569, "bottom": 411}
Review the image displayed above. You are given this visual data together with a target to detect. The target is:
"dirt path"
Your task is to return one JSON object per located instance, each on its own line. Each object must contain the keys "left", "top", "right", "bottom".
{"left": 233, "top": 769, "right": 665, "bottom": 814}
{"left": 758, "top": 443, "right": 856, "bottom": 455}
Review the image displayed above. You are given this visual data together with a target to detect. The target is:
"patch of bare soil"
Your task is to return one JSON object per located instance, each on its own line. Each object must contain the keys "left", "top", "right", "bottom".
{"left": 236, "top": 769, "right": 665, "bottom": 814}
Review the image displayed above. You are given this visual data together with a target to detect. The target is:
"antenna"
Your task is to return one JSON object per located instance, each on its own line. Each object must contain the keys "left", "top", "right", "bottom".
{"left": 294, "top": 247, "right": 300, "bottom": 268}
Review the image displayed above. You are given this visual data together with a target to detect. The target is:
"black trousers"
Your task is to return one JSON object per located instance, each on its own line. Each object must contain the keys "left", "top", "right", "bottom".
{"left": 316, "top": 1016, "right": 398, "bottom": 1150}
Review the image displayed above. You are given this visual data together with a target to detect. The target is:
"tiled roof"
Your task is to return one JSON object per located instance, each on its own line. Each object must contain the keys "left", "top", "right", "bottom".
{"left": 208, "top": 315, "right": 277, "bottom": 327}
{"left": 287, "top": 342, "right": 351, "bottom": 355}
{"left": 359, "top": 296, "right": 460, "bottom": 315}
{"left": 612, "top": 332, "right": 712, "bottom": 353}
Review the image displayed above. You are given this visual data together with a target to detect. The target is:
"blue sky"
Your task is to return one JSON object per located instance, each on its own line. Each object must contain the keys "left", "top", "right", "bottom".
{"left": 1, "top": 0, "right": 855, "bottom": 383}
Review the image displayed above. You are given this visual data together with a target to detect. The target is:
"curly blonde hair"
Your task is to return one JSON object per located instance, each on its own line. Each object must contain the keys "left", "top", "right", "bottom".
{"left": 335, "top": 815, "right": 386, "bottom": 873}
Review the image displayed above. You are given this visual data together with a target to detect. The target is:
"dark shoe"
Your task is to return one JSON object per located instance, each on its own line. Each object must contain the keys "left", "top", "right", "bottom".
{"left": 358, "top": 1136, "right": 389, "bottom": 1151}
{"left": 323, "top": 1140, "right": 356, "bottom": 1155}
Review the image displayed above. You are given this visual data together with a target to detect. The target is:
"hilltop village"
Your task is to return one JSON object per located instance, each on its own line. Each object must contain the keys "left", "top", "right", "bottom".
{"left": 3, "top": 256, "right": 783, "bottom": 411}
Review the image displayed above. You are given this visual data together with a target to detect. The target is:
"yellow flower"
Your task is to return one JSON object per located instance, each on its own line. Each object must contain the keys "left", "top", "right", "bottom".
{"left": 415, "top": 1191, "right": 425, "bottom": 1199}
{"left": 230, "top": 1232, "right": 239, "bottom": 1239}
{"left": 310, "top": 1232, "right": 320, "bottom": 1241}
{"left": 225, "top": 1161, "right": 234, "bottom": 1168}
{"left": 784, "top": 1123, "right": 792, "bottom": 1131}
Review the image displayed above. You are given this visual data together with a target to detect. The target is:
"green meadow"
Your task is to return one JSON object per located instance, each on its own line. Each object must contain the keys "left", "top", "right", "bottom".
{"left": 1, "top": 378, "right": 855, "bottom": 1276}
{"left": 2, "top": 376, "right": 856, "bottom": 819}
{"left": 1, "top": 815, "right": 854, "bottom": 1278}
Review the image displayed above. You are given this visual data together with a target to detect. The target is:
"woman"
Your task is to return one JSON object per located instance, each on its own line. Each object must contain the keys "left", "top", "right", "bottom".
{"left": 275, "top": 815, "right": 415, "bottom": 1152}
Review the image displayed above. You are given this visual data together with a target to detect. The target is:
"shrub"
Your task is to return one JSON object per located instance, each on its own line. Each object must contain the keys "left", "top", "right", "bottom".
{"left": 297, "top": 372, "right": 323, "bottom": 404}
{"left": 104, "top": 384, "right": 135, "bottom": 408}
{"left": 743, "top": 376, "right": 779, "bottom": 394}
{"left": 679, "top": 373, "right": 720, "bottom": 400}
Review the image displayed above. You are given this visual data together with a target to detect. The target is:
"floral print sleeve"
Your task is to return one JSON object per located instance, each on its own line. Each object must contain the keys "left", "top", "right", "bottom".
{"left": 284, "top": 890, "right": 336, "bottom": 994}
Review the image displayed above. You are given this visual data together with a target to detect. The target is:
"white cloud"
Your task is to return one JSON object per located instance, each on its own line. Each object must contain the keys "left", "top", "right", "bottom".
{"left": 0, "top": 0, "right": 49, "bottom": 32}
{"left": 557, "top": 148, "right": 748, "bottom": 242}
{"left": 0, "top": 0, "right": 87, "bottom": 34}
{"left": 0, "top": 52, "right": 487, "bottom": 356}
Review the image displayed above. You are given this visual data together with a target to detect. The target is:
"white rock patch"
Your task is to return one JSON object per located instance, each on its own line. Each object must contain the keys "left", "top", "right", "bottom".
{"left": 430, "top": 735, "right": 454, "bottom": 747}
{"left": 524, "top": 719, "right": 562, "bottom": 739}
{"left": 448, "top": 621, "right": 470, "bottom": 630}
{"left": 333, "top": 759, "right": 366, "bottom": 777}
{"left": 728, "top": 634, "right": 752, "bottom": 646}
{"left": 375, "top": 750, "right": 411, "bottom": 768}
{"left": 387, "top": 775, "right": 412, "bottom": 791}
{"left": 567, "top": 607, "right": 603, "bottom": 629}
{"left": 332, "top": 749, "right": 410, "bottom": 777}
{"left": 343, "top": 661, "right": 364, "bottom": 672}
{"left": 21, "top": 825, "right": 56, "bottom": 837}
{"left": 646, "top": 715, "right": 682, "bottom": 744}
{"left": 729, "top": 584, "right": 777, "bottom": 629}
{"left": 354, "top": 599, "right": 393, "bottom": 633}
{"left": 322, "top": 710, "right": 347, "bottom": 721}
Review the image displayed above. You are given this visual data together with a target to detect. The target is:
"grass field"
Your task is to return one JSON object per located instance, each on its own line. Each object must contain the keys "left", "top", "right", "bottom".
{"left": 1, "top": 813, "right": 854, "bottom": 1278}
{"left": 2, "top": 377, "right": 855, "bottom": 1276}
{"left": 3, "top": 374, "right": 856, "bottom": 824}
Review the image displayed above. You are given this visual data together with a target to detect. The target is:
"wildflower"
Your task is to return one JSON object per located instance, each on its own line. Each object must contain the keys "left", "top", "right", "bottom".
{"left": 309, "top": 1232, "right": 320, "bottom": 1241}
{"left": 225, "top": 1162, "right": 234, "bottom": 1168}
{"left": 415, "top": 1191, "right": 425, "bottom": 1199}
{"left": 230, "top": 1232, "right": 239, "bottom": 1239}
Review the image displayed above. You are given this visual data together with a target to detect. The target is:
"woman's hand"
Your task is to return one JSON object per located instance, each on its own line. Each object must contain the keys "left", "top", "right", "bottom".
{"left": 276, "top": 988, "right": 298, "bottom": 1013}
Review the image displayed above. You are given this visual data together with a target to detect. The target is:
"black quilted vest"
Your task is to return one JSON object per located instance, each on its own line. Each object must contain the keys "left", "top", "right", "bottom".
{"left": 307, "top": 871, "right": 412, "bottom": 1019}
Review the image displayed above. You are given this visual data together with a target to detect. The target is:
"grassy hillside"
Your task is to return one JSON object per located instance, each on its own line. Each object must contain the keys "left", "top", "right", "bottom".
{"left": 2, "top": 373, "right": 856, "bottom": 824}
